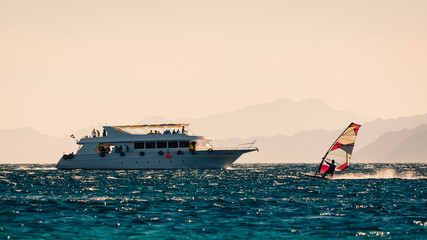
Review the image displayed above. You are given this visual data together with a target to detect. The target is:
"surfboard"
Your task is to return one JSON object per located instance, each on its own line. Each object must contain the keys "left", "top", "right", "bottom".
{"left": 302, "top": 173, "right": 331, "bottom": 179}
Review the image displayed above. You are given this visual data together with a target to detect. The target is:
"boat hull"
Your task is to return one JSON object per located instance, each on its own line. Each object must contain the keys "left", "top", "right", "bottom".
{"left": 56, "top": 149, "right": 255, "bottom": 170}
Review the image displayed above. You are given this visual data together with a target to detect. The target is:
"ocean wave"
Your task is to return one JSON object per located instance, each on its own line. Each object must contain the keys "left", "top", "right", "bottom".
{"left": 0, "top": 163, "right": 425, "bottom": 239}
{"left": 335, "top": 168, "right": 427, "bottom": 179}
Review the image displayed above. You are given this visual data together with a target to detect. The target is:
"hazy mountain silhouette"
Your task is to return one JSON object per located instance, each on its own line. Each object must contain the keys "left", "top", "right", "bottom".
{"left": 356, "top": 124, "right": 427, "bottom": 163}
{"left": 355, "top": 113, "right": 427, "bottom": 149}
{"left": 212, "top": 116, "right": 427, "bottom": 163}
{"left": 0, "top": 99, "right": 426, "bottom": 164}
{"left": 140, "top": 98, "right": 370, "bottom": 139}
{"left": 0, "top": 127, "right": 75, "bottom": 164}
{"left": 212, "top": 130, "right": 340, "bottom": 164}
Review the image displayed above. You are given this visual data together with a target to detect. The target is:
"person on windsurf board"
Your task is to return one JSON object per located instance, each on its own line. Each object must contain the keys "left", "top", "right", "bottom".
{"left": 322, "top": 159, "right": 336, "bottom": 178}
{"left": 303, "top": 122, "right": 361, "bottom": 179}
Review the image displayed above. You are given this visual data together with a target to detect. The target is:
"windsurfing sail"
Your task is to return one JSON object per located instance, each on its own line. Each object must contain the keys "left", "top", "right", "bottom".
{"left": 317, "top": 122, "right": 361, "bottom": 174}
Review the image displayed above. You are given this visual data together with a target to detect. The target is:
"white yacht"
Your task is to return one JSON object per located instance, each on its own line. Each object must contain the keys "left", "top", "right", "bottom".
{"left": 56, "top": 124, "right": 258, "bottom": 170}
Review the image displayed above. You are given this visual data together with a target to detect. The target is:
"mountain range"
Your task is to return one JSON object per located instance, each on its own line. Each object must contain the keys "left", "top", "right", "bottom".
{"left": 0, "top": 127, "right": 74, "bottom": 164}
{"left": 356, "top": 124, "right": 427, "bottom": 163}
{"left": 0, "top": 98, "right": 426, "bottom": 164}
{"left": 213, "top": 118, "right": 427, "bottom": 163}
{"left": 140, "top": 98, "right": 370, "bottom": 139}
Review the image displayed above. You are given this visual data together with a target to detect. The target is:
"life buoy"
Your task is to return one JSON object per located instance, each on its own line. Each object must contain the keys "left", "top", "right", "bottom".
{"left": 166, "top": 153, "right": 171, "bottom": 158}
{"left": 208, "top": 148, "right": 213, "bottom": 153}
{"left": 100, "top": 152, "right": 105, "bottom": 157}
{"left": 158, "top": 151, "right": 164, "bottom": 156}
{"left": 139, "top": 151, "right": 145, "bottom": 156}
{"left": 120, "top": 152, "right": 125, "bottom": 157}
{"left": 177, "top": 150, "right": 183, "bottom": 155}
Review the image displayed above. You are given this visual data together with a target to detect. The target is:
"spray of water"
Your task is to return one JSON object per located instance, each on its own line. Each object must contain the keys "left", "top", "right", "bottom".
{"left": 15, "top": 167, "right": 57, "bottom": 171}
{"left": 335, "top": 168, "right": 426, "bottom": 180}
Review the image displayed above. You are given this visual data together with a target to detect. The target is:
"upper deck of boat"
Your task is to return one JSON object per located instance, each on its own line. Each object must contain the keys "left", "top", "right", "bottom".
{"left": 78, "top": 124, "right": 207, "bottom": 144}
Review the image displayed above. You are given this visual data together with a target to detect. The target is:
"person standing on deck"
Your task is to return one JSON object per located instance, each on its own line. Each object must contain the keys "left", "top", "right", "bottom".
{"left": 322, "top": 160, "right": 336, "bottom": 178}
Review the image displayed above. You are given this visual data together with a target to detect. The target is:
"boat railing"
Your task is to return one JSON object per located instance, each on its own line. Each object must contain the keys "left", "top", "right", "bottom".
{"left": 208, "top": 147, "right": 259, "bottom": 151}
{"left": 235, "top": 140, "right": 256, "bottom": 148}
{"left": 199, "top": 140, "right": 258, "bottom": 151}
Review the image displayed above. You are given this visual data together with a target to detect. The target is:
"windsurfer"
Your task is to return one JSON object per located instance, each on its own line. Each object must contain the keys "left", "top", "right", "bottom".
{"left": 306, "top": 123, "right": 361, "bottom": 179}
{"left": 322, "top": 160, "right": 336, "bottom": 178}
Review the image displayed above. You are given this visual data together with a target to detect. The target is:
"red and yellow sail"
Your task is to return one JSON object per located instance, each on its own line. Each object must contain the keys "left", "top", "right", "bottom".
{"left": 318, "top": 123, "right": 361, "bottom": 174}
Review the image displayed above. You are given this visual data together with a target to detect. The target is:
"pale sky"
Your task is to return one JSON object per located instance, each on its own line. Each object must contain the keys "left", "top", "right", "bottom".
{"left": 1, "top": 0, "right": 426, "bottom": 137}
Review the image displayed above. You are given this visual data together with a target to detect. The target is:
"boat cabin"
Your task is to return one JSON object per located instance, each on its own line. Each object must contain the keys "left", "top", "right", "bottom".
{"left": 75, "top": 124, "right": 213, "bottom": 155}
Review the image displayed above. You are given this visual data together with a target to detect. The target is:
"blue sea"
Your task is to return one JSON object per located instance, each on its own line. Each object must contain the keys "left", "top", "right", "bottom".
{"left": 0, "top": 164, "right": 426, "bottom": 239}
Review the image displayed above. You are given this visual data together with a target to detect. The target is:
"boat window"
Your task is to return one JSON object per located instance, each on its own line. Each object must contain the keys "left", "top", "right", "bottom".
{"left": 157, "top": 141, "right": 167, "bottom": 148}
{"left": 168, "top": 141, "right": 178, "bottom": 148}
{"left": 134, "top": 142, "right": 145, "bottom": 149}
{"left": 146, "top": 142, "right": 155, "bottom": 149}
{"left": 179, "top": 141, "right": 190, "bottom": 148}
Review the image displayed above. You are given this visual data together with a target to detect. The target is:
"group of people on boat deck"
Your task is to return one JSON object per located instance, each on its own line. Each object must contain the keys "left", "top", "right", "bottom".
{"left": 149, "top": 126, "right": 187, "bottom": 135}
{"left": 149, "top": 129, "right": 181, "bottom": 134}
{"left": 91, "top": 129, "right": 107, "bottom": 138}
